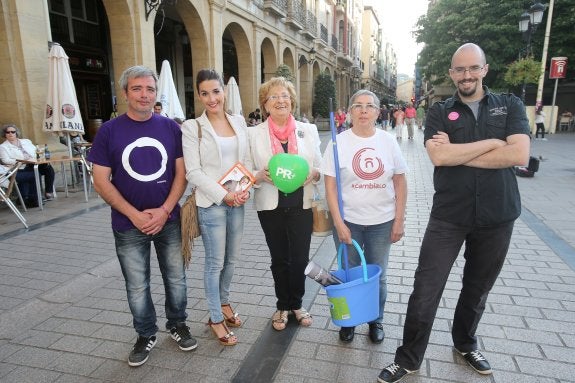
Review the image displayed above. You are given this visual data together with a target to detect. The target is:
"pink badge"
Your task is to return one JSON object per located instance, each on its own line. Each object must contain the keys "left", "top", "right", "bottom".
{"left": 448, "top": 112, "right": 459, "bottom": 121}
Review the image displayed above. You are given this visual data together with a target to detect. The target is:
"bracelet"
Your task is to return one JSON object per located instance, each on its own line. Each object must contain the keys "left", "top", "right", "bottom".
{"left": 160, "top": 205, "right": 171, "bottom": 218}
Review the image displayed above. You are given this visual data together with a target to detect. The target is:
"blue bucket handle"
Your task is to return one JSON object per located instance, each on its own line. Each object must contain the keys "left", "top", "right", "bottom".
{"left": 337, "top": 239, "right": 368, "bottom": 283}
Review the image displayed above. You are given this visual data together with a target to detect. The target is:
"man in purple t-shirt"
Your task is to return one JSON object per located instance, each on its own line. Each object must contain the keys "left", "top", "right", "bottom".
{"left": 88, "top": 66, "right": 196, "bottom": 367}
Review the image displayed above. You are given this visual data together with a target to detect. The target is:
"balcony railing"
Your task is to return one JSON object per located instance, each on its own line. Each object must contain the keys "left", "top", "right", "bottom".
{"left": 286, "top": 0, "right": 305, "bottom": 30}
{"left": 264, "top": 0, "right": 287, "bottom": 17}
{"left": 252, "top": 0, "right": 264, "bottom": 9}
{"left": 301, "top": 10, "right": 317, "bottom": 38}
{"left": 331, "top": 34, "right": 338, "bottom": 51}
{"left": 320, "top": 24, "right": 328, "bottom": 44}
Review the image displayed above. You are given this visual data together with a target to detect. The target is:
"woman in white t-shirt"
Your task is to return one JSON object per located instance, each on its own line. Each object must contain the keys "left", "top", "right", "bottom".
{"left": 321, "top": 89, "right": 408, "bottom": 344}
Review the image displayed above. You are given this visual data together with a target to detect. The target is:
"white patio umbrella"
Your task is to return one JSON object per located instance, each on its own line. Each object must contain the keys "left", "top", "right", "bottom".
{"left": 157, "top": 60, "right": 185, "bottom": 119}
{"left": 225, "top": 76, "right": 243, "bottom": 116}
{"left": 42, "top": 42, "right": 85, "bottom": 159}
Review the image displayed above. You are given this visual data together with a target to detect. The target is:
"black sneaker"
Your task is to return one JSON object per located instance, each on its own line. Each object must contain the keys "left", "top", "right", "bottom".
{"left": 377, "top": 362, "right": 416, "bottom": 383}
{"left": 128, "top": 335, "right": 156, "bottom": 367}
{"left": 170, "top": 323, "right": 198, "bottom": 351}
{"left": 456, "top": 349, "right": 492, "bottom": 375}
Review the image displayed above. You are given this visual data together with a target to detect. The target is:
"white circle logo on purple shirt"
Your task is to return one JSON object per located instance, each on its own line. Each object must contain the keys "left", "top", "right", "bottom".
{"left": 121, "top": 137, "right": 168, "bottom": 182}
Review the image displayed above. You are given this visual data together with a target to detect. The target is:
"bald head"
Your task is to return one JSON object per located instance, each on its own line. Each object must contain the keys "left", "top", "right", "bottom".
{"left": 451, "top": 43, "right": 486, "bottom": 67}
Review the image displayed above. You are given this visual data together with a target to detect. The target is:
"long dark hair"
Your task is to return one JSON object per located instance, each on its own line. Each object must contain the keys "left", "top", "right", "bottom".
{"left": 195, "top": 69, "right": 224, "bottom": 92}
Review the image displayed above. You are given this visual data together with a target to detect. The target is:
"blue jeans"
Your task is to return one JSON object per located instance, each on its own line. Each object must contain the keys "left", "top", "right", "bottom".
{"left": 113, "top": 220, "right": 187, "bottom": 337}
{"left": 333, "top": 219, "right": 393, "bottom": 323}
{"left": 198, "top": 204, "right": 244, "bottom": 323}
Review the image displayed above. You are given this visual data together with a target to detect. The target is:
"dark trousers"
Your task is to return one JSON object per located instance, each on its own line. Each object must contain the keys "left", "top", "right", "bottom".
{"left": 535, "top": 122, "right": 545, "bottom": 138}
{"left": 395, "top": 216, "right": 514, "bottom": 370}
{"left": 258, "top": 207, "right": 313, "bottom": 311}
{"left": 15, "top": 170, "right": 37, "bottom": 199}
{"left": 21, "top": 164, "right": 55, "bottom": 195}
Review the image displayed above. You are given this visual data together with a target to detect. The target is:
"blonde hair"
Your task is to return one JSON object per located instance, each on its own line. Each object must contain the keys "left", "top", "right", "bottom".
{"left": 258, "top": 77, "right": 297, "bottom": 119}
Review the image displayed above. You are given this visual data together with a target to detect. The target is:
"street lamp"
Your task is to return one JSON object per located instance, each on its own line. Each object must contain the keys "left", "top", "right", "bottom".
{"left": 518, "top": 2, "right": 545, "bottom": 102}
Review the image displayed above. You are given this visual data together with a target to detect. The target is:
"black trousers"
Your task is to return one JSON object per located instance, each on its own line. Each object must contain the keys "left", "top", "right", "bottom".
{"left": 21, "top": 164, "right": 55, "bottom": 195}
{"left": 394, "top": 216, "right": 514, "bottom": 370}
{"left": 258, "top": 207, "right": 313, "bottom": 311}
{"left": 535, "top": 122, "right": 545, "bottom": 138}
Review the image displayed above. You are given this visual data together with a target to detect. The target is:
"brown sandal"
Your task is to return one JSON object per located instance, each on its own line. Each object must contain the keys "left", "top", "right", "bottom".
{"left": 221, "top": 304, "right": 242, "bottom": 328}
{"left": 293, "top": 308, "right": 312, "bottom": 327}
{"left": 272, "top": 310, "right": 289, "bottom": 331}
{"left": 207, "top": 319, "right": 237, "bottom": 346}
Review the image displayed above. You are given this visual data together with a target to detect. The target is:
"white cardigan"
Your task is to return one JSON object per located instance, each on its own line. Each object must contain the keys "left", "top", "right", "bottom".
{"left": 181, "top": 112, "right": 249, "bottom": 208}
{"left": 245, "top": 119, "right": 322, "bottom": 211}
{"left": 0, "top": 139, "right": 36, "bottom": 168}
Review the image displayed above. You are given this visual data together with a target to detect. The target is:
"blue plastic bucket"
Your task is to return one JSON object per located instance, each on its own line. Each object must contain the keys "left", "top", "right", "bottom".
{"left": 325, "top": 240, "right": 381, "bottom": 327}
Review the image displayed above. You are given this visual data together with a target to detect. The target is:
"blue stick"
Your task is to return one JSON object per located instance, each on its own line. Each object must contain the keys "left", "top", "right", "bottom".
{"left": 329, "top": 99, "right": 349, "bottom": 281}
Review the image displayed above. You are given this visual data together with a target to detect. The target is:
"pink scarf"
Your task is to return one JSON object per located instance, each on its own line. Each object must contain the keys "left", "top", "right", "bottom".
{"left": 268, "top": 114, "right": 298, "bottom": 154}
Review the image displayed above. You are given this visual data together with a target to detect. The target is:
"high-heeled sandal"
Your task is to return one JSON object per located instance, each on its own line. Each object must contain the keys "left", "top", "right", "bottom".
{"left": 272, "top": 310, "right": 289, "bottom": 331}
{"left": 207, "top": 319, "right": 237, "bottom": 346}
{"left": 292, "top": 308, "right": 312, "bottom": 327}
{"left": 221, "top": 304, "right": 242, "bottom": 328}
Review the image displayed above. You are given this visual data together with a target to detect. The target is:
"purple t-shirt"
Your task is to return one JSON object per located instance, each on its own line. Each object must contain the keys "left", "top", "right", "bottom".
{"left": 88, "top": 114, "right": 183, "bottom": 231}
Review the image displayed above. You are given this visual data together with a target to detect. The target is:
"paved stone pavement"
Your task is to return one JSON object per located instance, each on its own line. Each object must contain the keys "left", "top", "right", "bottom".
{"left": 0, "top": 129, "right": 574, "bottom": 383}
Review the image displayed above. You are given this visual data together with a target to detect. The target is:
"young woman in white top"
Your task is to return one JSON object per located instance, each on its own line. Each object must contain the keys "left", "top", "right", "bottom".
{"left": 181, "top": 70, "right": 249, "bottom": 346}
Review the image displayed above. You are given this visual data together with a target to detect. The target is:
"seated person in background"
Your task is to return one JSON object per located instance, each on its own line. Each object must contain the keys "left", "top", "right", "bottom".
{"left": 248, "top": 108, "right": 262, "bottom": 126}
{"left": 0, "top": 124, "right": 55, "bottom": 206}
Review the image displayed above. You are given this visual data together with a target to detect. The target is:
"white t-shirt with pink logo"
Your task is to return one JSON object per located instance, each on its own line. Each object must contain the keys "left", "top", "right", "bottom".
{"left": 321, "top": 129, "right": 408, "bottom": 225}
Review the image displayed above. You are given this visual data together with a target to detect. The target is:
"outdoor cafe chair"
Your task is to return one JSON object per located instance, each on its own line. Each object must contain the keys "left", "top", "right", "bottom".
{"left": 0, "top": 163, "right": 29, "bottom": 228}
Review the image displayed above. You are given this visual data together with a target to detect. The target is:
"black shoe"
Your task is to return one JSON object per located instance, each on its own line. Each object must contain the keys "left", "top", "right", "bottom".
{"left": 377, "top": 362, "right": 416, "bottom": 383}
{"left": 368, "top": 322, "right": 385, "bottom": 343}
{"left": 339, "top": 326, "right": 355, "bottom": 342}
{"left": 456, "top": 349, "right": 492, "bottom": 375}
{"left": 24, "top": 198, "right": 39, "bottom": 208}
{"left": 170, "top": 323, "right": 198, "bottom": 351}
{"left": 128, "top": 335, "right": 157, "bottom": 367}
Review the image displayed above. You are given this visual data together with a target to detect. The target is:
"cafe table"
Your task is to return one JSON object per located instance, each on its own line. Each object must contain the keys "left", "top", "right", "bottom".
{"left": 17, "top": 155, "right": 88, "bottom": 210}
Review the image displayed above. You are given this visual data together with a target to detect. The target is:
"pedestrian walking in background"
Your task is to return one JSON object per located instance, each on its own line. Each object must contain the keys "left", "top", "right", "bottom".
{"left": 335, "top": 108, "right": 347, "bottom": 133}
{"left": 246, "top": 76, "right": 322, "bottom": 332}
{"left": 88, "top": 66, "right": 196, "bottom": 367}
{"left": 394, "top": 107, "right": 405, "bottom": 139}
{"left": 416, "top": 104, "right": 426, "bottom": 129}
{"left": 379, "top": 105, "right": 390, "bottom": 130}
{"left": 181, "top": 69, "right": 249, "bottom": 346}
{"left": 321, "top": 90, "right": 408, "bottom": 344}
{"left": 535, "top": 106, "right": 546, "bottom": 139}
{"left": 378, "top": 43, "right": 531, "bottom": 383}
{"left": 405, "top": 102, "right": 417, "bottom": 139}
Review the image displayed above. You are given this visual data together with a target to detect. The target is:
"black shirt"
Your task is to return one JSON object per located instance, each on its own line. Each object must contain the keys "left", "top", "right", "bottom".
{"left": 424, "top": 87, "right": 530, "bottom": 226}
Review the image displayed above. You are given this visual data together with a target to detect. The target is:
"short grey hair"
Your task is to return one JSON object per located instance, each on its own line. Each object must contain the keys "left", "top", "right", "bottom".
{"left": 348, "top": 89, "right": 380, "bottom": 110}
{"left": 119, "top": 66, "right": 158, "bottom": 92}
{"left": 1, "top": 123, "right": 20, "bottom": 138}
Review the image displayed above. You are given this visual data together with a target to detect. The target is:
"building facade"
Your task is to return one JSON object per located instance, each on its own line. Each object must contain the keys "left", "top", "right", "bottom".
{"left": 360, "top": 6, "right": 396, "bottom": 106}
{"left": 0, "top": 0, "right": 397, "bottom": 144}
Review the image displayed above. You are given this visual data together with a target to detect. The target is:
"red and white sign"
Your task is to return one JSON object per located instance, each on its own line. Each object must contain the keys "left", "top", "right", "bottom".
{"left": 549, "top": 57, "right": 568, "bottom": 79}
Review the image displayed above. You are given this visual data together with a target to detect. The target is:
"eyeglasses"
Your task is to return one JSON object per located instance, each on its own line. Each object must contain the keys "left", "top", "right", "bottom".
{"left": 5, "top": 130, "right": 16, "bottom": 134}
{"left": 450, "top": 66, "right": 484, "bottom": 75}
{"left": 350, "top": 103, "right": 379, "bottom": 112}
{"left": 266, "top": 94, "right": 291, "bottom": 102}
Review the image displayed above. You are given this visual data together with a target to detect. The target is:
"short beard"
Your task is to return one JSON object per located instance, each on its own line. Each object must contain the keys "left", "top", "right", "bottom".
{"left": 457, "top": 80, "right": 478, "bottom": 98}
